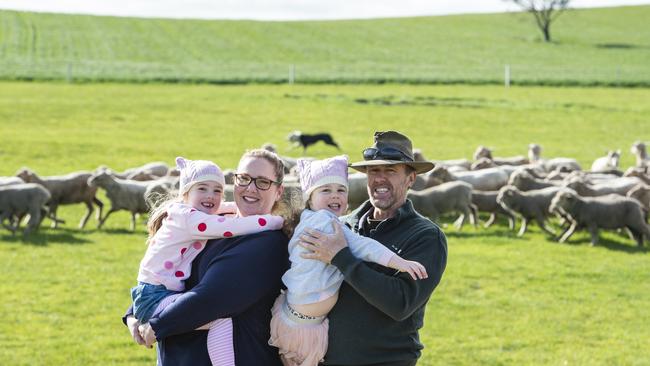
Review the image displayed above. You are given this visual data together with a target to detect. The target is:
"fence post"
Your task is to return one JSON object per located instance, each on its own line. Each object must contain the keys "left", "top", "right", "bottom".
{"left": 289, "top": 64, "right": 295, "bottom": 84}
{"left": 66, "top": 63, "right": 72, "bottom": 83}
{"left": 504, "top": 64, "right": 510, "bottom": 88}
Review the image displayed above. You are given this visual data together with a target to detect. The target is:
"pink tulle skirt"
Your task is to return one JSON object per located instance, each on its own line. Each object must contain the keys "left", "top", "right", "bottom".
{"left": 269, "top": 292, "right": 329, "bottom": 366}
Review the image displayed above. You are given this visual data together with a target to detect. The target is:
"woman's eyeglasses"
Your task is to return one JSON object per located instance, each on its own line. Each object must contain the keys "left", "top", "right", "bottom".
{"left": 234, "top": 174, "right": 281, "bottom": 191}
{"left": 362, "top": 147, "right": 413, "bottom": 162}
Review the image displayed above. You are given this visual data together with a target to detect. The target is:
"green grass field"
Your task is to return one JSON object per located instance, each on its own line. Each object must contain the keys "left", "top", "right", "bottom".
{"left": 1, "top": 6, "right": 649, "bottom": 85}
{"left": 1, "top": 81, "right": 650, "bottom": 365}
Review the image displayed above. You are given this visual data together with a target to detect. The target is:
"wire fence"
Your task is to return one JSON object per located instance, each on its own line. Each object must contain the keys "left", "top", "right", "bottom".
{"left": 0, "top": 60, "right": 647, "bottom": 86}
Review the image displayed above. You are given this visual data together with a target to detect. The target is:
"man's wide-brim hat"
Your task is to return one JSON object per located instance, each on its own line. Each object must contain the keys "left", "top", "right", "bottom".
{"left": 350, "top": 131, "right": 435, "bottom": 174}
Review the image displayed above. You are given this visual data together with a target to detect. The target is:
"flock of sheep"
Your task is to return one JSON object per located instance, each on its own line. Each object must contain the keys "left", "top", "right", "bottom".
{"left": 3, "top": 141, "right": 650, "bottom": 247}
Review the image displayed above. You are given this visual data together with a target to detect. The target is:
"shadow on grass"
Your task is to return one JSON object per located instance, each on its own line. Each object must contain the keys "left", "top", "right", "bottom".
{"left": 595, "top": 43, "right": 646, "bottom": 50}
{"left": 560, "top": 235, "right": 649, "bottom": 254}
{"left": 0, "top": 228, "right": 92, "bottom": 246}
{"left": 444, "top": 228, "right": 524, "bottom": 240}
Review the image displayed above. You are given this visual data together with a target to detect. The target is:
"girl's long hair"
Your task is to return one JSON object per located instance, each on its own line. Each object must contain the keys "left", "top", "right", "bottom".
{"left": 145, "top": 190, "right": 183, "bottom": 245}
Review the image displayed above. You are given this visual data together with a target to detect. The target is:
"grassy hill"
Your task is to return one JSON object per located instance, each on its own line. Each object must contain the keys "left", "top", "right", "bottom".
{"left": 1, "top": 82, "right": 649, "bottom": 365}
{"left": 0, "top": 6, "right": 649, "bottom": 85}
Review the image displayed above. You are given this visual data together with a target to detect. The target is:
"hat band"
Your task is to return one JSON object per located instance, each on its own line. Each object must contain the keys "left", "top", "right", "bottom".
{"left": 363, "top": 146, "right": 413, "bottom": 162}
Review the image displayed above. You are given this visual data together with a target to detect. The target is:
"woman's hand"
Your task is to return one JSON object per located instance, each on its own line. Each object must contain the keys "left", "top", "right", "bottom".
{"left": 299, "top": 220, "right": 347, "bottom": 264}
{"left": 138, "top": 322, "right": 157, "bottom": 348}
{"left": 126, "top": 316, "right": 147, "bottom": 346}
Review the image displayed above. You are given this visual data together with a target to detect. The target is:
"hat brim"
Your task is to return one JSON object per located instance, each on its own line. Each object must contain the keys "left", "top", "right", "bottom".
{"left": 349, "top": 160, "right": 435, "bottom": 174}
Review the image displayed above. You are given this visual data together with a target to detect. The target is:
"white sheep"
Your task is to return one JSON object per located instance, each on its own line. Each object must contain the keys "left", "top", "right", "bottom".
{"left": 407, "top": 181, "right": 477, "bottom": 230}
{"left": 0, "top": 176, "right": 24, "bottom": 187}
{"left": 16, "top": 168, "right": 103, "bottom": 229}
{"left": 472, "top": 145, "right": 528, "bottom": 166}
{"left": 590, "top": 150, "right": 621, "bottom": 172}
{"left": 103, "top": 162, "right": 170, "bottom": 180}
{"left": 428, "top": 165, "right": 509, "bottom": 191}
{"left": 549, "top": 189, "right": 650, "bottom": 246}
{"left": 527, "top": 143, "right": 581, "bottom": 173}
{"left": 564, "top": 176, "right": 642, "bottom": 197}
{"left": 496, "top": 185, "right": 561, "bottom": 237}
{"left": 0, "top": 183, "right": 51, "bottom": 235}
{"left": 627, "top": 183, "right": 650, "bottom": 212}
{"left": 471, "top": 190, "right": 516, "bottom": 230}
{"left": 87, "top": 170, "right": 151, "bottom": 231}
{"left": 630, "top": 141, "right": 650, "bottom": 168}
{"left": 623, "top": 167, "right": 650, "bottom": 185}
{"left": 508, "top": 170, "right": 562, "bottom": 191}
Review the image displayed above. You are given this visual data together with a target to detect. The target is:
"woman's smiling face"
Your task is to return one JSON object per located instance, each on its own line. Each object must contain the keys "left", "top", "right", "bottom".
{"left": 234, "top": 156, "right": 283, "bottom": 217}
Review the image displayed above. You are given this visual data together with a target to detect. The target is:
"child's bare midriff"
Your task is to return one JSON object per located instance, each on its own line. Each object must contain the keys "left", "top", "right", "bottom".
{"left": 291, "top": 292, "right": 339, "bottom": 317}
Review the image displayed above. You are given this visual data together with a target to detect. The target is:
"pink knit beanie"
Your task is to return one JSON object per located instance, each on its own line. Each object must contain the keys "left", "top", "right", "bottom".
{"left": 176, "top": 157, "right": 225, "bottom": 195}
{"left": 297, "top": 155, "right": 349, "bottom": 201}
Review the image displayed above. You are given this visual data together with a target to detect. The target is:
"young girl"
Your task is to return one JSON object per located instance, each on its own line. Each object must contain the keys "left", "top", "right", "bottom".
{"left": 268, "top": 155, "right": 427, "bottom": 366}
{"left": 131, "top": 156, "right": 283, "bottom": 366}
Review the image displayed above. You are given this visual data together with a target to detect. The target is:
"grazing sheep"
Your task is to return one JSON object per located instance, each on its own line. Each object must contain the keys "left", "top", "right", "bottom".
{"left": 144, "top": 176, "right": 180, "bottom": 209}
{"left": 591, "top": 150, "right": 621, "bottom": 172}
{"left": 527, "top": 143, "right": 581, "bottom": 172}
{"left": 407, "top": 181, "right": 477, "bottom": 230}
{"left": 87, "top": 170, "right": 150, "bottom": 231}
{"left": 0, "top": 176, "right": 24, "bottom": 187}
{"left": 627, "top": 183, "right": 650, "bottom": 212}
{"left": 496, "top": 185, "right": 561, "bottom": 237}
{"left": 549, "top": 189, "right": 650, "bottom": 246}
{"left": 564, "top": 176, "right": 642, "bottom": 197}
{"left": 623, "top": 167, "right": 650, "bottom": 185}
{"left": 262, "top": 142, "right": 299, "bottom": 174}
{"left": 16, "top": 168, "right": 103, "bottom": 229}
{"left": 347, "top": 173, "right": 369, "bottom": 210}
{"left": 0, "top": 183, "right": 51, "bottom": 235}
{"left": 431, "top": 158, "right": 472, "bottom": 171}
{"left": 413, "top": 149, "right": 427, "bottom": 162}
{"left": 471, "top": 190, "right": 516, "bottom": 230}
{"left": 429, "top": 165, "right": 509, "bottom": 191}
{"left": 631, "top": 141, "right": 650, "bottom": 168}
{"left": 508, "top": 171, "right": 561, "bottom": 191}
{"left": 102, "top": 162, "right": 170, "bottom": 180}
{"left": 472, "top": 146, "right": 528, "bottom": 166}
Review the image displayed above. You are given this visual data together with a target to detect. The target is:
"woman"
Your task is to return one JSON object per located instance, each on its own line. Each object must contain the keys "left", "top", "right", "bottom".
{"left": 124, "top": 149, "right": 290, "bottom": 365}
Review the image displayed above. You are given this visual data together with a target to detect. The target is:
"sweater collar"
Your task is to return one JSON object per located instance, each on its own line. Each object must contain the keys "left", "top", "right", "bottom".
{"left": 345, "top": 199, "right": 417, "bottom": 234}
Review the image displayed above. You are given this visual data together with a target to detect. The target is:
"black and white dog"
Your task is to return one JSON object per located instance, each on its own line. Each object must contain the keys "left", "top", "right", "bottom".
{"left": 287, "top": 131, "right": 341, "bottom": 153}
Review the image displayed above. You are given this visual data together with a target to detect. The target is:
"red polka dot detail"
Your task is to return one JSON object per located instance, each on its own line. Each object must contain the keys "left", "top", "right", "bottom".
{"left": 224, "top": 231, "right": 233, "bottom": 237}
{"left": 192, "top": 241, "right": 202, "bottom": 249}
{"left": 198, "top": 223, "right": 207, "bottom": 232}
{"left": 258, "top": 218, "right": 267, "bottom": 226}
{"left": 180, "top": 247, "right": 187, "bottom": 255}
{"left": 175, "top": 271, "right": 184, "bottom": 278}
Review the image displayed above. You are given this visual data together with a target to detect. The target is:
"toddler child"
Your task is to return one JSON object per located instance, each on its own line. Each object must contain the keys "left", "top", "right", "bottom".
{"left": 131, "top": 156, "right": 283, "bottom": 366}
{"left": 268, "top": 155, "right": 427, "bottom": 366}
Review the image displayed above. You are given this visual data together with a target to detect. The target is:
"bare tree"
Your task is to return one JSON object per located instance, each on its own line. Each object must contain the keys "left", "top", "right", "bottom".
{"left": 509, "top": 0, "right": 570, "bottom": 42}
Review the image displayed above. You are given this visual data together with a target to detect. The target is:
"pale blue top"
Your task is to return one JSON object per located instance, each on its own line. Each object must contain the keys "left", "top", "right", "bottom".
{"left": 282, "top": 209, "right": 396, "bottom": 305}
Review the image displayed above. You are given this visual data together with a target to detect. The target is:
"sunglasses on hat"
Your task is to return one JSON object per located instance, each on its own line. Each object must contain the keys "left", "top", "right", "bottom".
{"left": 362, "top": 146, "right": 413, "bottom": 162}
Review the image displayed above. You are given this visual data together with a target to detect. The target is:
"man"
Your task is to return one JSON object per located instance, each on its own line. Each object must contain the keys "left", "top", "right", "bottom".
{"left": 300, "top": 130, "right": 448, "bottom": 366}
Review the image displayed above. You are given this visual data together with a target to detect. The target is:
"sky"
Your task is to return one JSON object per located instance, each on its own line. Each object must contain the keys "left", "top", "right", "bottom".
{"left": 0, "top": 0, "right": 649, "bottom": 20}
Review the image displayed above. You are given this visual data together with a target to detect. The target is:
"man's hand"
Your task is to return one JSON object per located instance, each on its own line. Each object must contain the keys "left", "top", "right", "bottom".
{"left": 126, "top": 316, "right": 147, "bottom": 347}
{"left": 299, "top": 220, "right": 347, "bottom": 264}
{"left": 138, "top": 322, "right": 157, "bottom": 348}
